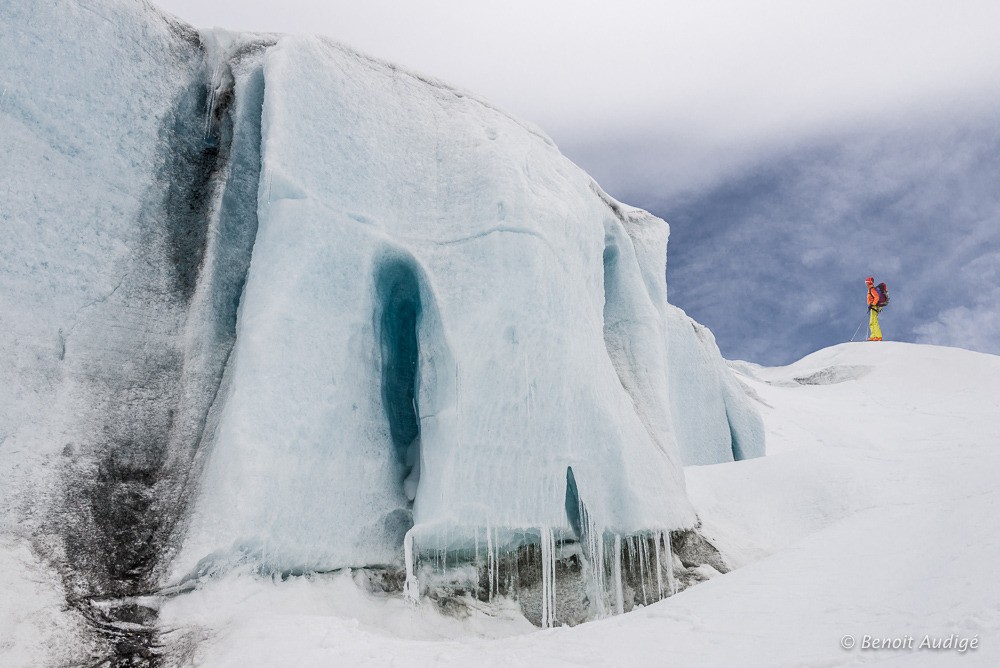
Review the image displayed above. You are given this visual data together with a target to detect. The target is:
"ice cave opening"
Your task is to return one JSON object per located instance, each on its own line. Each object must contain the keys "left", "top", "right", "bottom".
{"left": 376, "top": 259, "right": 423, "bottom": 505}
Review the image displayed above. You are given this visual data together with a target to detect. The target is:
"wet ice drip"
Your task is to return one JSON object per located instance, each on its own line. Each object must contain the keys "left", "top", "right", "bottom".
{"left": 539, "top": 527, "right": 556, "bottom": 629}
{"left": 404, "top": 531, "right": 683, "bottom": 626}
{"left": 613, "top": 534, "right": 625, "bottom": 615}
{"left": 403, "top": 529, "right": 418, "bottom": 602}
{"left": 401, "top": 516, "right": 683, "bottom": 627}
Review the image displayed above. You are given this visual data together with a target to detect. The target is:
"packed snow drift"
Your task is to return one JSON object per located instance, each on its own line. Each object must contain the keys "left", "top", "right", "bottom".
{"left": 1, "top": 0, "right": 767, "bottom": 664}
{"left": 164, "top": 342, "right": 1000, "bottom": 667}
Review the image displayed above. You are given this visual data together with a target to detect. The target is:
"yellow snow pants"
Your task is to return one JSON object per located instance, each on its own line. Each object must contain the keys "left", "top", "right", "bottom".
{"left": 868, "top": 308, "right": 882, "bottom": 340}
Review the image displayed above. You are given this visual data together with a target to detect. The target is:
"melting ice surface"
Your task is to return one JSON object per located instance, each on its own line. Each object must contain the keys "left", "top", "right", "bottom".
{"left": 173, "top": 34, "right": 763, "bottom": 621}
{"left": 0, "top": 0, "right": 763, "bottom": 644}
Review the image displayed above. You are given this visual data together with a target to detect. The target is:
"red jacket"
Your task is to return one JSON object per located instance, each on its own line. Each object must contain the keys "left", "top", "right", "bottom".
{"left": 867, "top": 285, "right": 880, "bottom": 308}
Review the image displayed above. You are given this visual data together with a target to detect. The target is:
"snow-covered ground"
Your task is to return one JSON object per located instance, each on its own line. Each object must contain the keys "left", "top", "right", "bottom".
{"left": 148, "top": 341, "right": 999, "bottom": 666}
{"left": 2, "top": 2, "right": 997, "bottom": 665}
{"left": 4, "top": 338, "right": 996, "bottom": 666}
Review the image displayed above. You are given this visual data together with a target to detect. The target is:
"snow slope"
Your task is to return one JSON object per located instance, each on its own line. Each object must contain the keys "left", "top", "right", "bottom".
{"left": 157, "top": 342, "right": 1000, "bottom": 666}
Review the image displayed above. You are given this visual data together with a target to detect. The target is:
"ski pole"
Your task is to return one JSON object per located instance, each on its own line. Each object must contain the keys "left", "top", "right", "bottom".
{"left": 850, "top": 313, "right": 868, "bottom": 342}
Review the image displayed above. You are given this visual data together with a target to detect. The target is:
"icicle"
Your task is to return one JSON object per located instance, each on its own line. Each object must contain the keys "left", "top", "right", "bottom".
{"left": 549, "top": 531, "right": 557, "bottom": 626}
{"left": 474, "top": 529, "right": 481, "bottom": 600}
{"left": 550, "top": 531, "right": 557, "bottom": 624}
{"left": 486, "top": 524, "right": 495, "bottom": 601}
{"left": 627, "top": 536, "right": 636, "bottom": 578}
{"left": 436, "top": 532, "right": 442, "bottom": 576}
{"left": 638, "top": 536, "right": 648, "bottom": 605}
{"left": 540, "top": 528, "right": 549, "bottom": 628}
{"left": 539, "top": 527, "right": 556, "bottom": 628}
{"left": 654, "top": 532, "right": 664, "bottom": 600}
{"left": 403, "top": 529, "right": 419, "bottom": 602}
{"left": 664, "top": 532, "right": 677, "bottom": 596}
{"left": 495, "top": 527, "right": 501, "bottom": 599}
{"left": 511, "top": 534, "right": 520, "bottom": 599}
{"left": 592, "top": 528, "right": 607, "bottom": 618}
{"left": 613, "top": 534, "right": 624, "bottom": 615}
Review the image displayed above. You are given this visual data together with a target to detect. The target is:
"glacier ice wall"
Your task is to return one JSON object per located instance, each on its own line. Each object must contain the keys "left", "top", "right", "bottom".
{"left": 0, "top": 0, "right": 239, "bottom": 598}
{"left": 177, "top": 34, "right": 701, "bottom": 576}
{"left": 1, "top": 0, "right": 763, "bottom": 635}
{"left": 665, "top": 305, "right": 765, "bottom": 465}
{"left": 0, "top": 0, "right": 275, "bottom": 662}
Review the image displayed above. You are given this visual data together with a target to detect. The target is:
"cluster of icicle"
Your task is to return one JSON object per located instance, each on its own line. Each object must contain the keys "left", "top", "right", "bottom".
{"left": 403, "top": 525, "right": 678, "bottom": 629}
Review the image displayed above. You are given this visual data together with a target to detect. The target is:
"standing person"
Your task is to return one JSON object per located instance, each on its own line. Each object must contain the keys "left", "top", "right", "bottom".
{"left": 866, "top": 276, "right": 883, "bottom": 341}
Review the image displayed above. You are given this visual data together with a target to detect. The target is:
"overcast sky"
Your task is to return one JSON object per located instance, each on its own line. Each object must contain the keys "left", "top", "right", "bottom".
{"left": 153, "top": 0, "right": 1000, "bottom": 364}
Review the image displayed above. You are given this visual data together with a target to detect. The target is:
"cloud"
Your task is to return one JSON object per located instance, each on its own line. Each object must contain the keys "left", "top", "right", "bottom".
{"left": 913, "top": 253, "right": 1000, "bottom": 355}
{"left": 914, "top": 303, "right": 1000, "bottom": 356}
{"left": 154, "top": 1, "right": 1000, "bottom": 150}
{"left": 641, "top": 113, "right": 1000, "bottom": 365}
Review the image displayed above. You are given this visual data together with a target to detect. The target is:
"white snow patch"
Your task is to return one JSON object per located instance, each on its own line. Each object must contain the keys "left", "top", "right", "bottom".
{"left": 0, "top": 537, "right": 91, "bottom": 667}
{"left": 164, "top": 342, "right": 1000, "bottom": 666}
